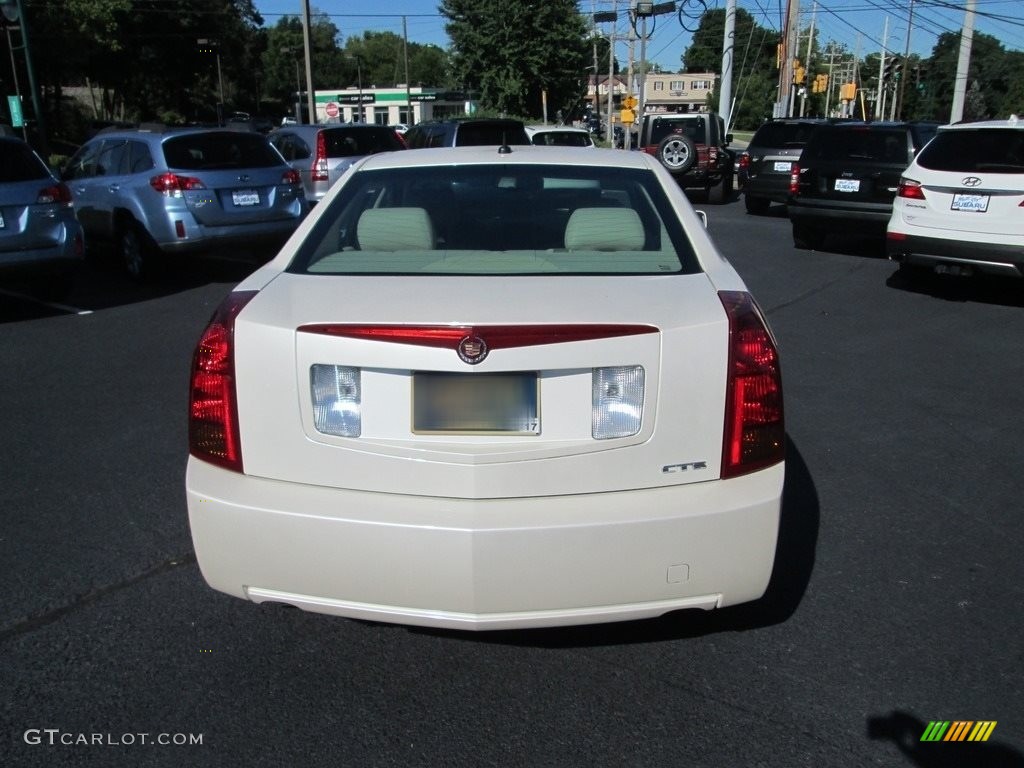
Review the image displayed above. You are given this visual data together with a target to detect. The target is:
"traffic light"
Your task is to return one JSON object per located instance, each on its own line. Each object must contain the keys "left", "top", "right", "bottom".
{"left": 795, "top": 66, "right": 806, "bottom": 85}
{"left": 884, "top": 56, "right": 901, "bottom": 83}
{"left": 811, "top": 73, "right": 829, "bottom": 93}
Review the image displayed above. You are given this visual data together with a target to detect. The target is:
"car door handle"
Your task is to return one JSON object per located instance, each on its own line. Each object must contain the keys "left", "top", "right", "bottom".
{"left": 107, "top": 184, "right": 120, "bottom": 193}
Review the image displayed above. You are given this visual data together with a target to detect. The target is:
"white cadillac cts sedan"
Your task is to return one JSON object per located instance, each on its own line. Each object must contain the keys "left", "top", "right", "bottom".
{"left": 186, "top": 146, "right": 785, "bottom": 631}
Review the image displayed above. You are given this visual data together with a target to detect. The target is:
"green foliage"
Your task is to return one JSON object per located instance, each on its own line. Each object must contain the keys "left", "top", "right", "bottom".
{"left": 441, "top": 0, "right": 589, "bottom": 119}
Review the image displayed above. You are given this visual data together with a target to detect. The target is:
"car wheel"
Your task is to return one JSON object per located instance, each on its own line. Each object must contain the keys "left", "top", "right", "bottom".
{"left": 707, "top": 172, "right": 732, "bottom": 204}
{"left": 744, "top": 195, "right": 771, "bottom": 215}
{"left": 657, "top": 134, "right": 697, "bottom": 174}
{"left": 792, "top": 222, "right": 825, "bottom": 250}
{"left": 119, "top": 222, "right": 162, "bottom": 282}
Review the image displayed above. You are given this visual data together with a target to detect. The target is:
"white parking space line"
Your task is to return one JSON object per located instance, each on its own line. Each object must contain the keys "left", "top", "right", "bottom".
{"left": 0, "top": 287, "right": 93, "bottom": 315}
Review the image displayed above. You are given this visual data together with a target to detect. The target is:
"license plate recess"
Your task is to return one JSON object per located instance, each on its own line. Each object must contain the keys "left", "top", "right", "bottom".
{"left": 413, "top": 372, "right": 539, "bottom": 435}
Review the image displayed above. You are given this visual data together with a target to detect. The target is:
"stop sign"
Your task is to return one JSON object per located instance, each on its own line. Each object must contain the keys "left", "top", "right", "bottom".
{"left": 325, "top": 102, "right": 339, "bottom": 119}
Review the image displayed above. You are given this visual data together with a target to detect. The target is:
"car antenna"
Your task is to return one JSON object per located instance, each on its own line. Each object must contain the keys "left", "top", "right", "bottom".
{"left": 498, "top": 130, "right": 512, "bottom": 154}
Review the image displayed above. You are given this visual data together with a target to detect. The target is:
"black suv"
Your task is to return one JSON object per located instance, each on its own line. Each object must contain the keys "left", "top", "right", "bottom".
{"left": 403, "top": 118, "right": 530, "bottom": 148}
{"left": 637, "top": 112, "right": 734, "bottom": 203}
{"left": 787, "top": 121, "right": 940, "bottom": 249}
{"left": 738, "top": 118, "right": 835, "bottom": 214}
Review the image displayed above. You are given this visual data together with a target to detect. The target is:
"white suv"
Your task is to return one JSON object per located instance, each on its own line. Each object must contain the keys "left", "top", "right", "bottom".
{"left": 886, "top": 116, "right": 1024, "bottom": 279}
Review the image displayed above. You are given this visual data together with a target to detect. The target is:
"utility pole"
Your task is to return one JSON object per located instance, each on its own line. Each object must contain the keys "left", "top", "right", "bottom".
{"left": 720, "top": 0, "right": 735, "bottom": 129}
{"left": 799, "top": 4, "right": 816, "bottom": 117}
{"left": 403, "top": 16, "right": 411, "bottom": 126}
{"left": 895, "top": 0, "right": 915, "bottom": 119}
{"left": 301, "top": 0, "right": 315, "bottom": 124}
{"left": 876, "top": 17, "right": 888, "bottom": 120}
{"left": 950, "top": 0, "right": 975, "bottom": 123}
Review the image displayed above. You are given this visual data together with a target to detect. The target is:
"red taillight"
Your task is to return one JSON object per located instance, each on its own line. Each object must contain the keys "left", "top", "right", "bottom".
{"left": 789, "top": 164, "right": 801, "bottom": 196}
{"left": 38, "top": 182, "right": 72, "bottom": 205}
{"left": 188, "top": 291, "right": 257, "bottom": 473}
{"left": 897, "top": 178, "right": 926, "bottom": 200}
{"left": 282, "top": 168, "right": 301, "bottom": 185}
{"left": 312, "top": 130, "right": 329, "bottom": 181}
{"left": 719, "top": 291, "right": 784, "bottom": 479}
{"left": 737, "top": 153, "right": 750, "bottom": 171}
{"left": 150, "top": 173, "right": 206, "bottom": 195}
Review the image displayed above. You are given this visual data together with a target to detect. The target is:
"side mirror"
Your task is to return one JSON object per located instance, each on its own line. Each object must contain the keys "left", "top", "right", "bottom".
{"left": 725, "top": 133, "right": 734, "bottom": 146}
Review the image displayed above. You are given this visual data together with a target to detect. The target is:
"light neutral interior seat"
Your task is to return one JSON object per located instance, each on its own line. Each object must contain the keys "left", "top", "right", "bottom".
{"left": 564, "top": 207, "right": 645, "bottom": 251}
{"left": 357, "top": 207, "right": 436, "bottom": 251}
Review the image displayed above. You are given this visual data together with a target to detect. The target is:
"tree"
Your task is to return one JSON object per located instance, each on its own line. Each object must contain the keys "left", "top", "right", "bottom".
{"left": 441, "top": 0, "right": 589, "bottom": 119}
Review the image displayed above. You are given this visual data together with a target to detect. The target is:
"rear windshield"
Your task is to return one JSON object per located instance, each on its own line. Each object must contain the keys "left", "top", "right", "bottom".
{"left": 162, "top": 131, "right": 283, "bottom": 170}
{"left": 530, "top": 131, "right": 593, "bottom": 147}
{"left": 322, "top": 128, "right": 405, "bottom": 157}
{"left": 916, "top": 129, "right": 1024, "bottom": 173}
{"left": 454, "top": 123, "right": 530, "bottom": 146}
{"left": 751, "top": 122, "right": 822, "bottom": 148}
{"left": 0, "top": 141, "right": 50, "bottom": 182}
{"left": 804, "top": 128, "right": 911, "bottom": 164}
{"left": 649, "top": 117, "right": 704, "bottom": 146}
{"left": 287, "top": 164, "right": 701, "bottom": 276}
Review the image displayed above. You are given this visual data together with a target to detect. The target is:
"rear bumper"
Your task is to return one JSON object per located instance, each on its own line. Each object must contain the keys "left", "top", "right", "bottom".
{"left": 187, "top": 459, "right": 783, "bottom": 631}
{"left": 788, "top": 200, "right": 892, "bottom": 228}
{"left": 886, "top": 231, "right": 1024, "bottom": 277}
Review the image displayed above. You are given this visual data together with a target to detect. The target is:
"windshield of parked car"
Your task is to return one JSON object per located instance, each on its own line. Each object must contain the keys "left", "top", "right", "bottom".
{"left": 916, "top": 129, "right": 1024, "bottom": 173}
{"left": 288, "top": 164, "right": 701, "bottom": 275}
{"left": 162, "top": 131, "right": 284, "bottom": 170}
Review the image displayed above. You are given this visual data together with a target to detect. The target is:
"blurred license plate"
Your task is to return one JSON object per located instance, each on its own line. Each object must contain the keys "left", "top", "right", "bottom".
{"left": 951, "top": 193, "right": 989, "bottom": 212}
{"left": 773, "top": 161, "right": 791, "bottom": 172}
{"left": 231, "top": 189, "right": 260, "bottom": 206}
{"left": 834, "top": 178, "right": 861, "bottom": 193}
{"left": 413, "top": 372, "right": 539, "bottom": 434}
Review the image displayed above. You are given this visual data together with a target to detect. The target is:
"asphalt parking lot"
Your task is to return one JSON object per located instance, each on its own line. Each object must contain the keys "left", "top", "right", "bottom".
{"left": 1, "top": 195, "right": 1021, "bottom": 767}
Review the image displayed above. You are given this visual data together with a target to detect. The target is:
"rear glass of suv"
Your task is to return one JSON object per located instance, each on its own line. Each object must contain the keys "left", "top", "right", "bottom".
{"left": 321, "top": 127, "right": 405, "bottom": 158}
{"left": 751, "top": 121, "right": 822, "bottom": 148}
{"left": 162, "top": 131, "right": 283, "bottom": 170}
{"left": 648, "top": 116, "right": 705, "bottom": 146}
{"left": 0, "top": 140, "right": 50, "bottom": 182}
{"left": 915, "top": 128, "right": 1024, "bottom": 173}
{"left": 804, "top": 126, "right": 916, "bottom": 164}
{"left": 455, "top": 122, "right": 529, "bottom": 146}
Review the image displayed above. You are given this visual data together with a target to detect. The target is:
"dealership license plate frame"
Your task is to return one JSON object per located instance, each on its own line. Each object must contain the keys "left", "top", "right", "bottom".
{"left": 951, "top": 193, "right": 989, "bottom": 213}
{"left": 231, "top": 189, "right": 260, "bottom": 207}
{"left": 412, "top": 371, "right": 540, "bottom": 435}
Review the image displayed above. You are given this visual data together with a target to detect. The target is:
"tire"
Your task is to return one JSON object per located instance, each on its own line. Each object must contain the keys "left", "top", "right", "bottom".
{"left": 119, "top": 221, "right": 162, "bottom": 282}
{"left": 744, "top": 195, "right": 771, "bottom": 215}
{"left": 792, "top": 222, "right": 826, "bottom": 250}
{"left": 707, "top": 172, "right": 732, "bottom": 204}
{"left": 656, "top": 134, "right": 697, "bottom": 174}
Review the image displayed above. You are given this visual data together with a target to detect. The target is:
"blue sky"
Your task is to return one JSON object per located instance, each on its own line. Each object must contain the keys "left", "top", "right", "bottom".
{"left": 253, "top": 0, "right": 1023, "bottom": 72}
